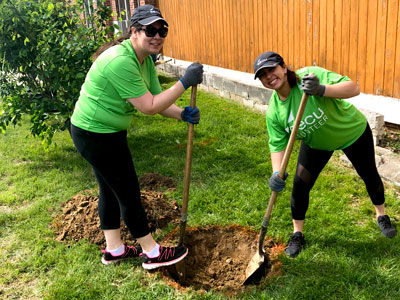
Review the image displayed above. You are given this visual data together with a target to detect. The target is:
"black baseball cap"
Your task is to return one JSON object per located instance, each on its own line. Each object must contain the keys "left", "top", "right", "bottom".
{"left": 130, "top": 5, "right": 168, "bottom": 27}
{"left": 253, "top": 51, "right": 285, "bottom": 79}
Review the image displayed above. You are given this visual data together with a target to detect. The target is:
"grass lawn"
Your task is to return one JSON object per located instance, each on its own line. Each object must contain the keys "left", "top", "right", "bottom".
{"left": 0, "top": 74, "right": 399, "bottom": 299}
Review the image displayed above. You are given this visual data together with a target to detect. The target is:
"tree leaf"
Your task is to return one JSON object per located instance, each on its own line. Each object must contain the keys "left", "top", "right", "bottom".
{"left": 0, "top": 0, "right": 115, "bottom": 146}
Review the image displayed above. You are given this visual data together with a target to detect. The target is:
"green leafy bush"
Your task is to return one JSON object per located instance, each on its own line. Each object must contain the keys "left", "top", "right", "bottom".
{"left": 0, "top": 0, "right": 115, "bottom": 146}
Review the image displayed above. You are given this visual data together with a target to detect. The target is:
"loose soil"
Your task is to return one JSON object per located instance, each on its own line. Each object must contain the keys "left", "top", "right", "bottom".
{"left": 52, "top": 173, "right": 283, "bottom": 292}
{"left": 139, "top": 172, "right": 176, "bottom": 191}
{"left": 162, "top": 225, "right": 283, "bottom": 291}
{"left": 52, "top": 173, "right": 180, "bottom": 246}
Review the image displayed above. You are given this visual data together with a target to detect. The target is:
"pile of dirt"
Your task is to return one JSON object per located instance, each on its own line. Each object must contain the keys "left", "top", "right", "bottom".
{"left": 52, "top": 173, "right": 180, "bottom": 247}
{"left": 162, "top": 225, "right": 284, "bottom": 292}
{"left": 140, "top": 172, "right": 176, "bottom": 190}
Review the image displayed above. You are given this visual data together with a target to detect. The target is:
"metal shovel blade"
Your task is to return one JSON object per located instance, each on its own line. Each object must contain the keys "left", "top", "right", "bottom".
{"left": 244, "top": 251, "right": 266, "bottom": 285}
{"left": 243, "top": 219, "right": 269, "bottom": 285}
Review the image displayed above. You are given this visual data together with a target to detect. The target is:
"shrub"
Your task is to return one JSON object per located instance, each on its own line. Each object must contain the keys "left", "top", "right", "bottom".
{"left": 0, "top": 0, "right": 115, "bottom": 146}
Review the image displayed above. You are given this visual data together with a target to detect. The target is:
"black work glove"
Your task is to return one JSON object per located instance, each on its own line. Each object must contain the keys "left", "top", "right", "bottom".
{"left": 300, "top": 73, "right": 325, "bottom": 96}
{"left": 269, "top": 171, "right": 289, "bottom": 192}
{"left": 179, "top": 63, "right": 204, "bottom": 90}
{"left": 181, "top": 106, "right": 200, "bottom": 124}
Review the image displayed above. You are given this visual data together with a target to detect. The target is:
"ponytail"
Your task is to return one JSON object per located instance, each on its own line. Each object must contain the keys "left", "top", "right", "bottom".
{"left": 286, "top": 67, "right": 300, "bottom": 88}
{"left": 91, "top": 31, "right": 131, "bottom": 62}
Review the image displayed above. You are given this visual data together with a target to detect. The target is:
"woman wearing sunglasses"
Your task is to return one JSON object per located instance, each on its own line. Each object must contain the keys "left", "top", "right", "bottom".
{"left": 254, "top": 51, "right": 397, "bottom": 258}
{"left": 70, "top": 5, "right": 203, "bottom": 269}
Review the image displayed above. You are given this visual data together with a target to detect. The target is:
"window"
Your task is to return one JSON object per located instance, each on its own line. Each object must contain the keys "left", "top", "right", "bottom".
{"left": 115, "top": 0, "right": 132, "bottom": 33}
{"left": 83, "top": 0, "right": 94, "bottom": 28}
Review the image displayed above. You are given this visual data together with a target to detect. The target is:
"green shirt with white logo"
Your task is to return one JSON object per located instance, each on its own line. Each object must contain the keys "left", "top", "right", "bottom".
{"left": 71, "top": 39, "right": 162, "bottom": 133}
{"left": 266, "top": 66, "right": 367, "bottom": 152}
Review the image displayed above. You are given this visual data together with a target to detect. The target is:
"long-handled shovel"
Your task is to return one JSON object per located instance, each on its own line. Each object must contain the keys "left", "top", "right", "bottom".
{"left": 178, "top": 83, "right": 198, "bottom": 246}
{"left": 171, "top": 81, "right": 198, "bottom": 284}
{"left": 244, "top": 92, "right": 309, "bottom": 285}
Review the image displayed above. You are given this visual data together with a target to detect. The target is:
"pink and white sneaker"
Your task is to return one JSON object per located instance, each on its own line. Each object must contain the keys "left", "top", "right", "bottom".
{"left": 140, "top": 246, "right": 188, "bottom": 270}
{"left": 101, "top": 244, "right": 142, "bottom": 265}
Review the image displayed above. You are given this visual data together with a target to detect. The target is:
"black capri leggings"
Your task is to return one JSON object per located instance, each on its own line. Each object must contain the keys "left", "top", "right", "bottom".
{"left": 70, "top": 124, "right": 150, "bottom": 239}
{"left": 291, "top": 123, "right": 385, "bottom": 220}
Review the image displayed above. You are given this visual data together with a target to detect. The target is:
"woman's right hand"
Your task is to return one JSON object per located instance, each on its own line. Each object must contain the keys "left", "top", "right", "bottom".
{"left": 179, "top": 63, "right": 203, "bottom": 89}
{"left": 300, "top": 73, "right": 325, "bottom": 97}
{"left": 269, "top": 171, "right": 288, "bottom": 192}
{"left": 181, "top": 106, "right": 200, "bottom": 124}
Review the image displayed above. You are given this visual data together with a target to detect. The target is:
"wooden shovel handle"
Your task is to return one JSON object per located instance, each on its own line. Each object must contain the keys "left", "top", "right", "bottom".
{"left": 179, "top": 62, "right": 199, "bottom": 246}
{"left": 180, "top": 85, "right": 197, "bottom": 222}
{"left": 258, "top": 92, "right": 309, "bottom": 254}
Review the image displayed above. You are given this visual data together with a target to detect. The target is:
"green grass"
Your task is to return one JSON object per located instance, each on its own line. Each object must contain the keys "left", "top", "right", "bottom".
{"left": 0, "top": 74, "right": 399, "bottom": 299}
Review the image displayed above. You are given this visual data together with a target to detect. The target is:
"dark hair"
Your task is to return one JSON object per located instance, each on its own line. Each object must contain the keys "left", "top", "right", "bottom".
{"left": 285, "top": 64, "right": 300, "bottom": 88}
{"left": 91, "top": 23, "right": 142, "bottom": 62}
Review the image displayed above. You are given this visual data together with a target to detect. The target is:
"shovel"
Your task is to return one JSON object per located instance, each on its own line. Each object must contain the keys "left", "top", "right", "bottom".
{"left": 244, "top": 92, "right": 309, "bottom": 285}
{"left": 169, "top": 80, "right": 198, "bottom": 284}
{"left": 178, "top": 82, "right": 198, "bottom": 246}
{"left": 167, "top": 63, "right": 200, "bottom": 283}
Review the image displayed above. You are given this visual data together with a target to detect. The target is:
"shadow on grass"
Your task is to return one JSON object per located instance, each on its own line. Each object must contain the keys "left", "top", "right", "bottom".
{"left": 264, "top": 233, "right": 400, "bottom": 299}
{"left": 19, "top": 136, "right": 96, "bottom": 189}
{"left": 279, "top": 257, "right": 399, "bottom": 299}
{"left": 126, "top": 120, "right": 266, "bottom": 182}
{"left": 315, "top": 232, "right": 399, "bottom": 259}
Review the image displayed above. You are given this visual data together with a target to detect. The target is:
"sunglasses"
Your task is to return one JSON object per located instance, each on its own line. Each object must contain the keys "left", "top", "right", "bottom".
{"left": 138, "top": 26, "right": 168, "bottom": 38}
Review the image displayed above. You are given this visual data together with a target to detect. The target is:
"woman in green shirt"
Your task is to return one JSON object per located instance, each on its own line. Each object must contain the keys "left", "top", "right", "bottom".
{"left": 254, "top": 51, "right": 397, "bottom": 258}
{"left": 70, "top": 5, "right": 203, "bottom": 269}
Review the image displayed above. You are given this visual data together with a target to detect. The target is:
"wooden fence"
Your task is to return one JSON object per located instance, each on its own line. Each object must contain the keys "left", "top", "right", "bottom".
{"left": 158, "top": 0, "right": 400, "bottom": 98}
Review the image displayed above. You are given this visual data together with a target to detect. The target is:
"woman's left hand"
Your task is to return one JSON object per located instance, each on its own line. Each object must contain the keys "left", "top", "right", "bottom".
{"left": 181, "top": 106, "right": 200, "bottom": 124}
{"left": 301, "top": 73, "right": 325, "bottom": 97}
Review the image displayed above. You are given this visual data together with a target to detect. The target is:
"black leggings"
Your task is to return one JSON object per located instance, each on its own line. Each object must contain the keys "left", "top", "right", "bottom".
{"left": 291, "top": 123, "right": 384, "bottom": 220}
{"left": 70, "top": 124, "right": 150, "bottom": 239}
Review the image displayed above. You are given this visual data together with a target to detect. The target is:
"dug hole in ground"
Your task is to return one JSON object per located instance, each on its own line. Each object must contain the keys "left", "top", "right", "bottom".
{"left": 51, "top": 173, "right": 284, "bottom": 293}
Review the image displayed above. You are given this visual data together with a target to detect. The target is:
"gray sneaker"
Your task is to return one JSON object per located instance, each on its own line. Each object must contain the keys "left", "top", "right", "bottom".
{"left": 284, "top": 231, "right": 305, "bottom": 258}
{"left": 377, "top": 215, "right": 397, "bottom": 238}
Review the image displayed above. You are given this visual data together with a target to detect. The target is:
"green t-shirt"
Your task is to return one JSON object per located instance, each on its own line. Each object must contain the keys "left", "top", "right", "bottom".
{"left": 266, "top": 66, "right": 367, "bottom": 152}
{"left": 71, "top": 39, "right": 162, "bottom": 133}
